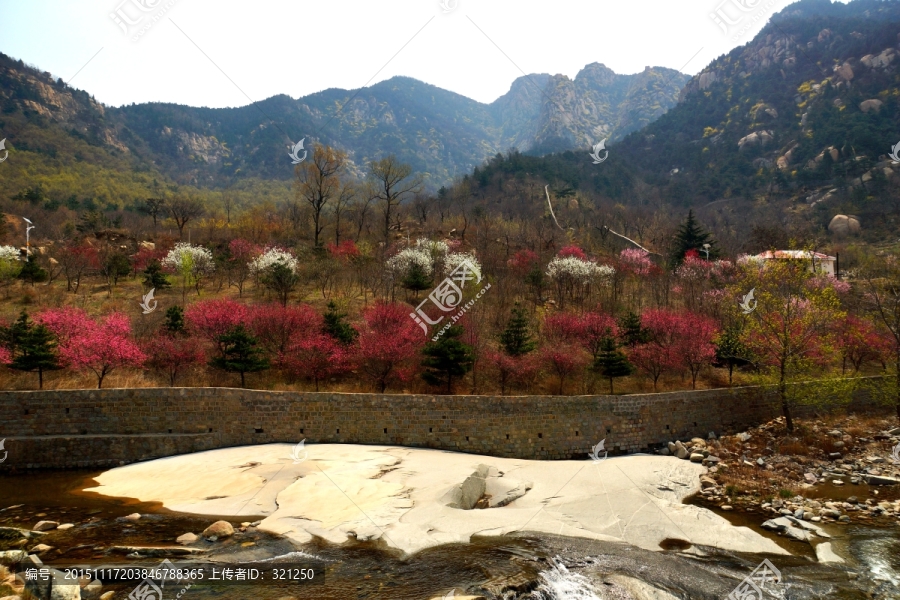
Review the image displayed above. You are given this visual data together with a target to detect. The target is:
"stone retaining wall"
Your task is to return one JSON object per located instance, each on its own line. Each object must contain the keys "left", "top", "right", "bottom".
{"left": 0, "top": 381, "right": 881, "bottom": 469}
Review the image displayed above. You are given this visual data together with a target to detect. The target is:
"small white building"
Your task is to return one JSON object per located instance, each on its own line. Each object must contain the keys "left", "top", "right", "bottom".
{"left": 738, "top": 250, "right": 836, "bottom": 277}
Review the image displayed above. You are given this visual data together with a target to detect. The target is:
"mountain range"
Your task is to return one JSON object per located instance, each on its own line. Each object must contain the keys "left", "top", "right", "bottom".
{"left": 0, "top": 54, "right": 688, "bottom": 194}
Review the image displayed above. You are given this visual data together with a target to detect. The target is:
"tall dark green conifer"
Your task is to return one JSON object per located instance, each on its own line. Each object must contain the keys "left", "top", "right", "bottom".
{"left": 672, "top": 210, "right": 718, "bottom": 264}
{"left": 499, "top": 304, "right": 536, "bottom": 356}
{"left": 17, "top": 255, "right": 48, "bottom": 286}
{"left": 163, "top": 306, "right": 186, "bottom": 335}
{"left": 210, "top": 325, "right": 269, "bottom": 388}
{"left": 592, "top": 336, "right": 634, "bottom": 394}
{"left": 421, "top": 324, "right": 475, "bottom": 393}
{"left": 618, "top": 312, "right": 649, "bottom": 347}
{"left": 142, "top": 259, "right": 171, "bottom": 289}
{"left": 401, "top": 262, "right": 432, "bottom": 298}
{"left": 4, "top": 311, "right": 60, "bottom": 389}
{"left": 322, "top": 301, "right": 358, "bottom": 346}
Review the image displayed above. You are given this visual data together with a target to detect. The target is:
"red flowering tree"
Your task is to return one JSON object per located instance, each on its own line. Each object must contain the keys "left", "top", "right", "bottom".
{"left": 540, "top": 343, "right": 590, "bottom": 395}
{"left": 675, "top": 311, "right": 720, "bottom": 389}
{"left": 545, "top": 311, "right": 617, "bottom": 361}
{"left": 629, "top": 309, "right": 682, "bottom": 391}
{"left": 249, "top": 303, "right": 322, "bottom": 357}
{"left": 507, "top": 249, "right": 540, "bottom": 276}
{"left": 227, "top": 239, "right": 261, "bottom": 297}
{"left": 558, "top": 245, "right": 588, "bottom": 260}
{"left": 185, "top": 299, "right": 251, "bottom": 343}
{"left": 281, "top": 334, "right": 351, "bottom": 391}
{"left": 485, "top": 351, "right": 540, "bottom": 395}
{"left": 39, "top": 310, "right": 145, "bottom": 388}
{"left": 132, "top": 245, "right": 169, "bottom": 274}
{"left": 58, "top": 243, "right": 100, "bottom": 293}
{"left": 834, "top": 315, "right": 892, "bottom": 374}
{"left": 327, "top": 240, "right": 361, "bottom": 262}
{"left": 355, "top": 302, "right": 425, "bottom": 392}
{"left": 145, "top": 334, "right": 205, "bottom": 386}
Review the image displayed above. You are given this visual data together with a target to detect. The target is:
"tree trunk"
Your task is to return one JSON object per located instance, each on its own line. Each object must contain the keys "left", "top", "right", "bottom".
{"left": 779, "top": 363, "right": 794, "bottom": 432}
{"left": 728, "top": 363, "right": 734, "bottom": 386}
{"left": 609, "top": 377, "right": 614, "bottom": 394}
{"left": 240, "top": 371, "right": 246, "bottom": 388}
{"left": 38, "top": 369, "right": 43, "bottom": 390}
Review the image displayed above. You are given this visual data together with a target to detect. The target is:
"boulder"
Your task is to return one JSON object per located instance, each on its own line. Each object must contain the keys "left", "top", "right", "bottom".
{"left": 32, "top": 521, "right": 58, "bottom": 532}
{"left": 690, "top": 438, "right": 706, "bottom": 448}
{"left": 815, "top": 541, "right": 844, "bottom": 563}
{"left": 673, "top": 441, "right": 688, "bottom": 460}
{"left": 829, "top": 214, "right": 861, "bottom": 236}
{"left": 29, "top": 544, "right": 53, "bottom": 554}
{"left": 0, "top": 549, "right": 27, "bottom": 566}
{"left": 56, "top": 524, "right": 74, "bottom": 531}
{"left": 859, "top": 99, "right": 883, "bottom": 113}
{"left": 689, "top": 453, "right": 704, "bottom": 463}
{"left": 176, "top": 532, "right": 198, "bottom": 545}
{"left": 699, "top": 71, "right": 718, "bottom": 90}
{"left": 81, "top": 580, "right": 103, "bottom": 599}
{"left": 834, "top": 62, "right": 854, "bottom": 81}
{"left": 865, "top": 475, "right": 899, "bottom": 486}
{"left": 202, "top": 521, "right": 234, "bottom": 539}
{"left": 122, "top": 513, "right": 141, "bottom": 522}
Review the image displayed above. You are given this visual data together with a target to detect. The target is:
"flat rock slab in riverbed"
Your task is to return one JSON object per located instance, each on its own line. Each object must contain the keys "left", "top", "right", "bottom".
{"left": 85, "top": 444, "right": 787, "bottom": 557}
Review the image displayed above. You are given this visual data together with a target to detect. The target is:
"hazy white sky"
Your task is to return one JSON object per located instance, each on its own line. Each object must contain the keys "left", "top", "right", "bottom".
{"left": 0, "top": 0, "right": 851, "bottom": 109}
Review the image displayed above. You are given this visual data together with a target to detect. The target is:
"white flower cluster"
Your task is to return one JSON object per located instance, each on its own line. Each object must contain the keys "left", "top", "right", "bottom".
{"left": 443, "top": 252, "right": 482, "bottom": 281}
{"left": 386, "top": 248, "right": 433, "bottom": 277}
{"left": 0, "top": 245, "right": 21, "bottom": 262}
{"left": 249, "top": 247, "right": 299, "bottom": 275}
{"left": 162, "top": 243, "right": 215, "bottom": 274}
{"left": 546, "top": 256, "right": 615, "bottom": 284}
{"left": 414, "top": 238, "right": 449, "bottom": 257}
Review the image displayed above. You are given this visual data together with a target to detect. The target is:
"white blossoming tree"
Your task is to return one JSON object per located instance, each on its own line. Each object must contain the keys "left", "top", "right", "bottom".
{"left": 546, "top": 256, "right": 615, "bottom": 309}
{"left": 0, "top": 245, "right": 21, "bottom": 299}
{"left": 249, "top": 248, "right": 301, "bottom": 306}
{"left": 162, "top": 243, "right": 215, "bottom": 301}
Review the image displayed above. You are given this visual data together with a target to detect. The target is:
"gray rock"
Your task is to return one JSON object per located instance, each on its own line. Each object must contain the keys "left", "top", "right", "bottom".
{"left": 0, "top": 549, "right": 27, "bottom": 566}
{"left": 667, "top": 442, "right": 676, "bottom": 453}
{"left": 674, "top": 441, "right": 688, "bottom": 460}
{"left": 756, "top": 458, "right": 766, "bottom": 466}
{"left": 737, "top": 432, "right": 752, "bottom": 442}
{"left": 201, "top": 521, "right": 234, "bottom": 539}
{"left": 456, "top": 471, "right": 487, "bottom": 510}
{"left": 32, "top": 521, "right": 59, "bottom": 532}
{"left": 110, "top": 546, "right": 207, "bottom": 557}
{"left": 822, "top": 509, "right": 841, "bottom": 519}
{"left": 828, "top": 430, "right": 842, "bottom": 438}
{"left": 176, "top": 533, "right": 198, "bottom": 545}
{"left": 866, "top": 475, "right": 899, "bottom": 486}
{"left": 689, "top": 453, "right": 704, "bottom": 463}
{"left": 815, "top": 541, "right": 844, "bottom": 563}
{"left": 804, "top": 473, "right": 817, "bottom": 484}
{"left": 708, "top": 431, "right": 717, "bottom": 440}
{"left": 81, "top": 580, "right": 103, "bottom": 599}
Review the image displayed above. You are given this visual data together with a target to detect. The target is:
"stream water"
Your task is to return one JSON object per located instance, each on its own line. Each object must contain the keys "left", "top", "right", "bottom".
{"left": 0, "top": 469, "right": 898, "bottom": 600}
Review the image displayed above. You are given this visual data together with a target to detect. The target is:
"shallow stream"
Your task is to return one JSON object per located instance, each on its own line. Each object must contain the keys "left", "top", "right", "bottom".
{"left": 0, "top": 470, "right": 898, "bottom": 599}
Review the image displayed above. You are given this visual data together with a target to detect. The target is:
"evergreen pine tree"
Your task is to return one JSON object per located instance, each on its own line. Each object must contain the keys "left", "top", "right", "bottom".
{"left": 4, "top": 311, "right": 60, "bottom": 389}
{"left": 17, "top": 255, "right": 48, "bottom": 286}
{"left": 163, "top": 306, "right": 186, "bottom": 335}
{"left": 618, "top": 312, "right": 649, "bottom": 347}
{"left": 672, "top": 210, "right": 718, "bottom": 264}
{"left": 592, "top": 335, "right": 634, "bottom": 394}
{"left": 401, "top": 262, "right": 432, "bottom": 298}
{"left": 715, "top": 324, "right": 753, "bottom": 385}
{"left": 322, "top": 301, "right": 358, "bottom": 346}
{"left": 142, "top": 259, "right": 171, "bottom": 289}
{"left": 421, "top": 324, "right": 475, "bottom": 393}
{"left": 499, "top": 304, "right": 536, "bottom": 356}
{"left": 261, "top": 262, "right": 300, "bottom": 307}
{"left": 210, "top": 325, "right": 270, "bottom": 388}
